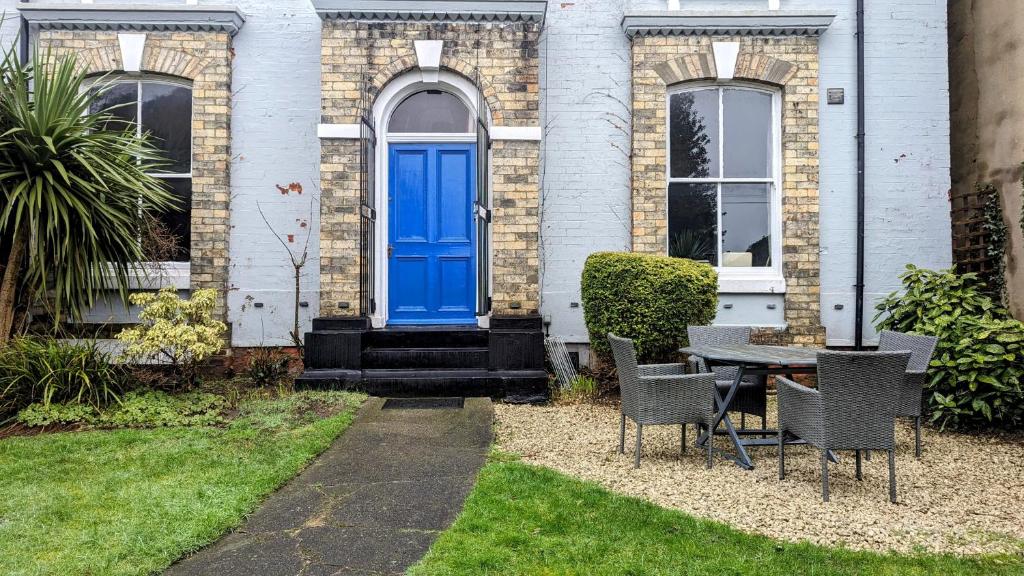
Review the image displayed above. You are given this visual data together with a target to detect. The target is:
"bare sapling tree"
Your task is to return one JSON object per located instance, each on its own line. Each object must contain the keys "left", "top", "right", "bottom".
{"left": 257, "top": 192, "right": 314, "bottom": 350}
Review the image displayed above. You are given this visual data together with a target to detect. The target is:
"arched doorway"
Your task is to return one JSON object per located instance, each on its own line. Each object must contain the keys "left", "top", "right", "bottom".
{"left": 373, "top": 72, "right": 490, "bottom": 326}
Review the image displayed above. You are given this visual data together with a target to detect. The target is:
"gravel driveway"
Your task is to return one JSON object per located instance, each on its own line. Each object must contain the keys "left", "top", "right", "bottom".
{"left": 495, "top": 399, "right": 1024, "bottom": 556}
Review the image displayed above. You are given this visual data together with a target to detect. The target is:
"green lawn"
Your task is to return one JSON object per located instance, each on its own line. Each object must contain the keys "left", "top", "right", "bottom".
{"left": 0, "top": 391, "right": 366, "bottom": 576}
{"left": 412, "top": 457, "right": 1023, "bottom": 576}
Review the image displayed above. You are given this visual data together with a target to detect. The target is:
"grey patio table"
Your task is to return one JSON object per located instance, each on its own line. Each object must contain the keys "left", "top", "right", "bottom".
{"left": 679, "top": 343, "right": 825, "bottom": 470}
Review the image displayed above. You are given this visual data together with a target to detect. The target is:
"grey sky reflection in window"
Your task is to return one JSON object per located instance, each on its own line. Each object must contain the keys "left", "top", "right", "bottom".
{"left": 723, "top": 89, "right": 772, "bottom": 178}
{"left": 389, "top": 90, "right": 473, "bottom": 133}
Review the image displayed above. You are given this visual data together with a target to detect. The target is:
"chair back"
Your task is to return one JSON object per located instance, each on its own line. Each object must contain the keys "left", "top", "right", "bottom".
{"left": 817, "top": 350, "right": 910, "bottom": 450}
{"left": 608, "top": 333, "right": 640, "bottom": 418}
{"left": 877, "top": 330, "right": 938, "bottom": 372}
{"left": 687, "top": 325, "right": 751, "bottom": 380}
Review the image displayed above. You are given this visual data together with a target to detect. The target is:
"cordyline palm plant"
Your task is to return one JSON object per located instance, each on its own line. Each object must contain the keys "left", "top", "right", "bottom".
{"left": 0, "top": 46, "right": 176, "bottom": 344}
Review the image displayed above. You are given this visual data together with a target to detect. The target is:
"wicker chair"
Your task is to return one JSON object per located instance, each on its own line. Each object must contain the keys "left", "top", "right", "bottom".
{"left": 608, "top": 334, "right": 718, "bottom": 469}
{"left": 877, "top": 330, "right": 939, "bottom": 457}
{"left": 777, "top": 351, "right": 911, "bottom": 503}
{"left": 686, "top": 326, "right": 768, "bottom": 429}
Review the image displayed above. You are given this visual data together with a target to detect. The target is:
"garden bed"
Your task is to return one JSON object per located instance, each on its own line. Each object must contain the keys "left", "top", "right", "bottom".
{"left": 495, "top": 399, "right": 1024, "bottom": 557}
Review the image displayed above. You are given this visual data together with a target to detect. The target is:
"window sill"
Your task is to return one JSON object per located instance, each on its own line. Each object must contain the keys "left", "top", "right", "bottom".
{"left": 717, "top": 273, "right": 786, "bottom": 294}
{"left": 101, "top": 262, "right": 190, "bottom": 290}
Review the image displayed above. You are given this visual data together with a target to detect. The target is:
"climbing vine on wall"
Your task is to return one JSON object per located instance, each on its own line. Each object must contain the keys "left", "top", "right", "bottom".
{"left": 1020, "top": 162, "right": 1024, "bottom": 240}
{"left": 979, "top": 183, "right": 1008, "bottom": 303}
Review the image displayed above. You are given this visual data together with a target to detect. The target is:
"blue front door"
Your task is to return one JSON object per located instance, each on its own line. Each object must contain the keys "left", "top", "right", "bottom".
{"left": 388, "top": 143, "right": 477, "bottom": 325}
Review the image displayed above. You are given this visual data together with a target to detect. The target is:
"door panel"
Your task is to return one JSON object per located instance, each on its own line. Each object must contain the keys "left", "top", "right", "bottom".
{"left": 438, "top": 150, "right": 472, "bottom": 242}
{"left": 388, "top": 143, "right": 476, "bottom": 324}
{"left": 393, "top": 149, "right": 428, "bottom": 241}
{"left": 438, "top": 257, "right": 472, "bottom": 312}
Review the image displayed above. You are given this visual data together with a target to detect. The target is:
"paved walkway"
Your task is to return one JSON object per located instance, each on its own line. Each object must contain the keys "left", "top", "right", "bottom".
{"left": 165, "top": 397, "right": 492, "bottom": 576}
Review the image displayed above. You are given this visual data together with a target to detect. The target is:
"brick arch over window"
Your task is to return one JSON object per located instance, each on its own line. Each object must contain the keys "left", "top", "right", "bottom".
{"left": 39, "top": 29, "right": 234, "bottom": 333}
{"left": 73, "top": 44, "right": 213, "bottom": 79}
{"left": 653, "top": 52, "right": 797, "bottom": 86}
{"left": 367, "top": 55, "right": 504, "bottom": 124}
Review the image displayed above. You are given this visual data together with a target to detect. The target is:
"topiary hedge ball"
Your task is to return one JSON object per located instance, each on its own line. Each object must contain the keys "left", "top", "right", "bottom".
{"left": 581, "top": 252, "right": 718, "bottom": 363}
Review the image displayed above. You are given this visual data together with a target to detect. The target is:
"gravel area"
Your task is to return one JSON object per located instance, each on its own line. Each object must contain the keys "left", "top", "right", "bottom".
{"left": 495, "top": 399, "right": 1024, "bottom": 556}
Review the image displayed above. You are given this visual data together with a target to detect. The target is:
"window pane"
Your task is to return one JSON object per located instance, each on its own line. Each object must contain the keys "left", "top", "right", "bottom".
{"left": 144, "top": 178, "right": 191, "bottom": 262}
{"left": 89, "top": 82, "right": 137, "bottom": 132}
{"left": 389, "top": 91, "right": 473, "bottom": 133}
{"left": 723, "top": 89, "right": 772, "bottom": 178}
{"left": 668, "top": 183, "right": 718, "bottom": 266}
{"left": 141, "top": 82, "right": 192, "bottom": 174}
{"left": 669, "top": 89, "right": 719, "bottom": 178}
{"left": 721, "top": 183, "right": 771, "bottom": 267}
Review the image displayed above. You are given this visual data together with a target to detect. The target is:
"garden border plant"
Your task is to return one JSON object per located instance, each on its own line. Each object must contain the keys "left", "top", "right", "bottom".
{"left": 116, "top": 287, "right": 227, "bottom": 388}
{"left": 875, "top": 264, "right": 1024, "bottom": 430}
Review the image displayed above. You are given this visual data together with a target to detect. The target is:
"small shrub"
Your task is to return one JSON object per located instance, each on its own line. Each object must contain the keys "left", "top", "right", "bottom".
{"left": 116, "top": 287, "right": 227, "bottom": 387}
{"left": 0, "top": 337, "right": 125, "bottom": 420}
{"left": 875, "top": 265, "right": 1024, "bottom": 430}
{"left": 581, "top": 252, "right": 718, "bottom": 363}
{"left": 246, "top": 348, "right": 293, "bottom": 388}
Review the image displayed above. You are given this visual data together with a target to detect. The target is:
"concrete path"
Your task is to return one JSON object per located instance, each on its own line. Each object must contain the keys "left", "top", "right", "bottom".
{"left": 165, "top": 397, "right": 492, "bottom": 576}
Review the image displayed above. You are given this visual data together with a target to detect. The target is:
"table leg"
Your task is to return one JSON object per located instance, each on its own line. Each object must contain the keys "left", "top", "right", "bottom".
{"left": 698, "top": 364, "right": 753, "bottom": 470}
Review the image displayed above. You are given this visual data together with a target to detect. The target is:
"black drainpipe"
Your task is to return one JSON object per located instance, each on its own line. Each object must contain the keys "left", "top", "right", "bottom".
{"left": 19, "top": 13, "right": 29, "bottom": 66}
{"left": 854, "top": 0, "right": 866, "bottom": 350}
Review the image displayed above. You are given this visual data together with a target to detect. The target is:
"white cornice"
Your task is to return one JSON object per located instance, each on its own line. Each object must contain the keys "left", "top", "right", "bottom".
{"left": 312, "top": 0, "right": 547, "bottom": 25}
{"left": 622, "top": 10, "right": 835, "bottom": 38}
{"left": 20, "top": 4, "right": 245, "bottom": 36}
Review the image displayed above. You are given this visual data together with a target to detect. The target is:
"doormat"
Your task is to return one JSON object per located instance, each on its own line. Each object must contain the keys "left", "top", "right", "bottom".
{"left": 382, "top": 397, "right": 465, "bottom": 410}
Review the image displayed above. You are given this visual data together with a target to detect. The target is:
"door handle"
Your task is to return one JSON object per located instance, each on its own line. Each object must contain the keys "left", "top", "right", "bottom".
{"left": 388, "top": 244, "right": 394, "bottom": 258}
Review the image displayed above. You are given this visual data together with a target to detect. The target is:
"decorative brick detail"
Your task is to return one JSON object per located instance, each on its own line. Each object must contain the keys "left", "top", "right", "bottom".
{"left": 39, "top": 30, "right": 234, "bottom": 330}
{"left": 630, "top": 35, "right": 824, "bottom": 345}
{"left": 319, "top": 21, "right": 541, "bottom": 317}
{"left": 653, "top": 53, "right": 716, "bottom": 85}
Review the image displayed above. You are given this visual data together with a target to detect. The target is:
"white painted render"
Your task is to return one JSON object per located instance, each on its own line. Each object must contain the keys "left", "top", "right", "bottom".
{"left": 10, "top": 0, "right": 951, "bottom": 349}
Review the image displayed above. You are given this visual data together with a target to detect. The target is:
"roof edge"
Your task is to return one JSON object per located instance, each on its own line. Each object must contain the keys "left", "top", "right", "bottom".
{"left": 312, "top": 0, "right": 547, "bottom": 26}
{"left": 19, "top": 4, "right": 245, "bottom": 36}
{"left": 622, "top": 10, "right": 836, "bottom": 38}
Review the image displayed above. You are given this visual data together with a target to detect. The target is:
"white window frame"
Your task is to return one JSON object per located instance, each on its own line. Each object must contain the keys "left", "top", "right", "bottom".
{"left": 665, "top": 81, "right": 785, "bottom": 294}
{"left": 88, "top": 75, "right": 194, "bottom": 287}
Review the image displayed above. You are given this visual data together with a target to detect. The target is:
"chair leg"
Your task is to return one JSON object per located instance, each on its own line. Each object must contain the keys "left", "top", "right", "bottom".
{"left": 865, "top": 450, "right": 871, "bottom": 461}
{"left": 778, "top": 430, "right": 785, "bottom": 480}
{"left": 635, "top": 424, "right": 643, "bottom": 469}
{"left": 618, "top": 413, "right": 626, "bottom": 455}
{"left": 821, "top": 450, "right": 830, "bottom": 503}
{"left": 680, "top": 424, "right": 686, "bottom": 455}
{"left": 706, "top": 424, "right": 713, "bottom": 469}
{"left": 741, "top": 413, "right": 746, "bottom": 430}
{"left": 888, "top": 449, "right": 897, "bottom": 503}
{"left": 856, "top": 450, "right": 863, "bottom": 480}
{"left": 914, "top": 416, "right": 922, "bottom": 458}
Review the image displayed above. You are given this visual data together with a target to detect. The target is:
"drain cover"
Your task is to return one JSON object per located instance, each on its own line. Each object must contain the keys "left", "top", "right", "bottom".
{"left": 382, "top": 397, "right": 465, "bottom": 410}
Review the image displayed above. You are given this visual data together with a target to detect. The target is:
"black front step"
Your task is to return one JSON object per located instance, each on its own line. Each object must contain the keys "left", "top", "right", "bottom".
{"left": 300, "top": 316, "right": 548, "bottom": 402}
{"left": 364, "top": 326, "right": 488, "bottom": 349}
{"left": 360, "top": 369, "right": 548, "bottom": 398}
{"left": 362, "top": 347, "right": 488, "bottom": 369}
